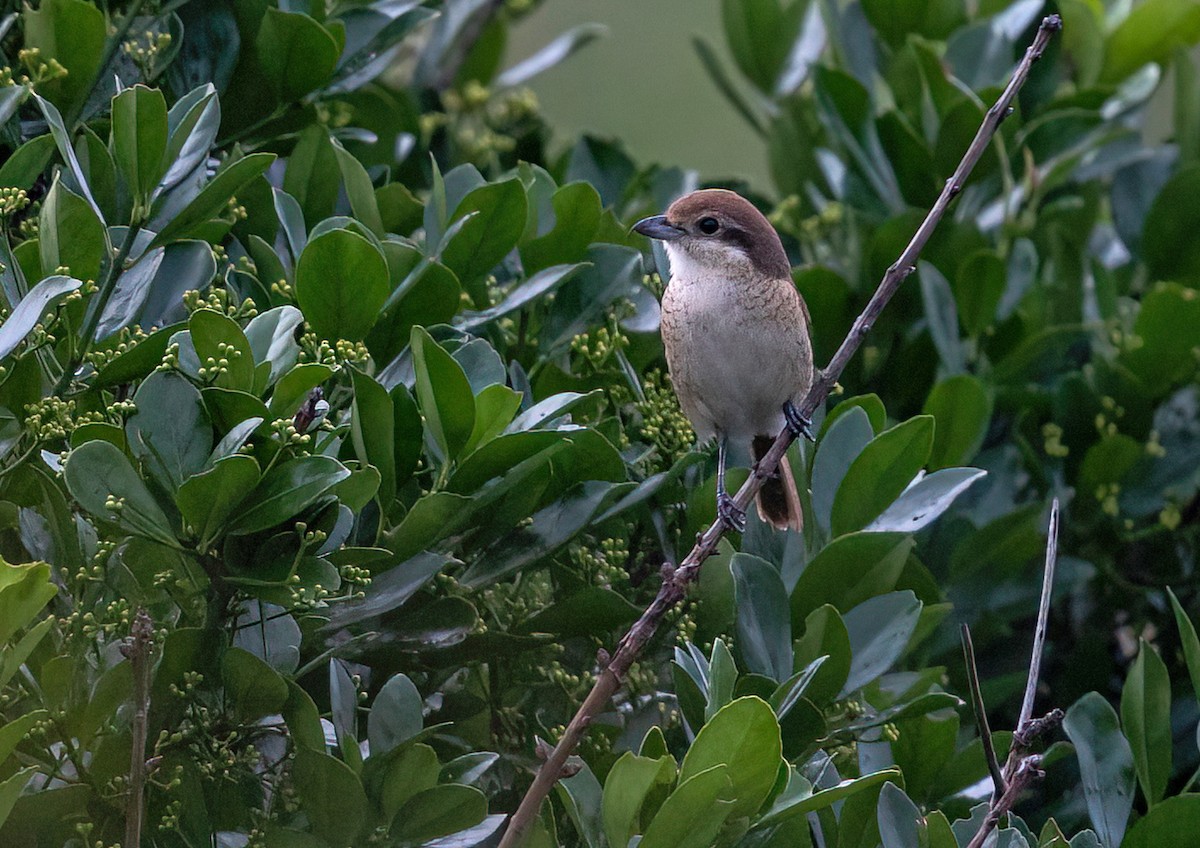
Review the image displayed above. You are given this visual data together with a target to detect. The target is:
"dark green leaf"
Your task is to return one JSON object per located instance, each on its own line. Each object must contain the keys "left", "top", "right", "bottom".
{"left": 368, "top": 673, "right": 422, "bottom": 757}
{"left": 127, "top": 371, "right": 212, "bottom": 492}
{"left": 391, "top": 785, "right": 488, "bottom": 843}
{"left": 602, "top": 751, "right": 675, "bottom": 848}
{"left": 292, "top": 748, "right": 368, "bottom": 848}
{"left": 221, "top": 646, "right": 287, "bottom": 720}
{"left": 256, "top": 8, "right": 341, "bottom": 101}
{"left": 439, "top": 178, "right": 527, "bottom": 305}
{"left": 22, "top": 0, "right": 105, "bottom": 116}
{"left": 294, "top": 228, "right": 389, "bottom": 342}
{"left": 410, "top": 325, "right": 475, "bottom": 462}
{"left": 923, "top": 375, "right": 992, "bottom": 470}
{"left": 151, "top": 153, "right": 274, "bottom": 247}
{"left": 176, "top": 455, "right": 260, "bottom": 546}
{"left": 1120, "top": 639, "right": 1171, "bottom": 807}
{"left": 1122, "top": 795, "right": 1200, "bottom": 848}
{"left": 39, "top": 176, "right": 106, "bottom": 282}
{"left": 63, "top": 440, "right": 177, "bottom": 547}
{"left": 110, "top": 85, "right": 169, "bottom": 205}
{"left": 227, "top": 455, "right": 350, "bottom": 534}
{"left": 811, "top": 407, "right": 873, "bottom": 537}
{"left": 1063, "top": 692, "right": 1135, "bottom": 848}
{"left": 350, "top": 368, "right": 396, "bottom": 503}
{"left": 841, "top": 591, "right": 922, "bottom": 696}
{"left": 1167, "top": 587, "right": 1200, "bottom": 704}
{"left": 732, "top": 553, "right": 793, "bottom": 682}
{"left": 0, "top": 275, "right": 81, "bottom": 361}
{"left": 831, "top": 416, "right": 934, "bottom": 536}
{"left": 1102, "top": 0, "right": 1200, "bottom": 84}
{"left": 639, "top": 765, "right": 733, "bottom": 848}
{"left": 791, "top": 532, "right": 912, "bottom": 625}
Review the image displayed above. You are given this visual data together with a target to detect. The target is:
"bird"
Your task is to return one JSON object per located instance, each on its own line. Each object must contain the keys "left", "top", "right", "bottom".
{"left": 633, "top": 189, "right": 814, "bottom": 533}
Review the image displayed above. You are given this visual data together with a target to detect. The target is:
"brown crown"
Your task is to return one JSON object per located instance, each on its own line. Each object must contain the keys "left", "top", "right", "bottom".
{"left": 665, "top": 189, "right": 791, "bottom": 279}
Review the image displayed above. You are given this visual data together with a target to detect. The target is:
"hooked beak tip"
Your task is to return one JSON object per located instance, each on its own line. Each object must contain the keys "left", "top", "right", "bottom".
{"left": 632, "top": 215, "right": 685, "bottom": 241}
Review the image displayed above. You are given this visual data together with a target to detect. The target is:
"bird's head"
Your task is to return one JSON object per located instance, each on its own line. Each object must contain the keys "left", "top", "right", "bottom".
{"left": 632, "top": 189, "right": 790, "bottom": 281}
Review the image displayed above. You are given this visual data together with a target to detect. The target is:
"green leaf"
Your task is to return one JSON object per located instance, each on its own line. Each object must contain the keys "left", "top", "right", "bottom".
{"left": 294, "top": 228, "right": 389, "bottom": 342}
{"left": 292, "top": 748, "right": 368, "bottom": 848}
{"left": 923, "top": 375, "right": 992, "bottom": 470}
{"left": 0, "top": 710, "right": 45, "bottom": 768}
{"left": 638, "top": 765, "right": 734, "bottom": 848}
{"left": 94, "top": 322, "right": 183, "bottom": 387}
{"left": 1063, "top": 692, "right": 1135, "bottom": 848}
{"left": 1167, "top": 587, "right": 1200, "bottom": 704}
{"left": 463, "top": 384, "right": 523, "bottom": 455}
{"left": 517, "top": 586, "right": 639, "bottom": 638}
{"left": 840, "top": 591, "right": 922, "bottom": 696}
{"left": 707, "top": 638, "right": 737, "bottom": 720}
{"left": 190, "top": 308, "right": 256, "bottom": 392}
{"left": 811, "top": 406, "right": 874, "bottom": 536}
{"left": 1120, "top": 639, "right": 1172, "bottom": 807}
{"left": 176, "top": 455, "right": 260, "bottom": 547}
{"left": 333, "top": 140, "right": 384, "bottom": 235}
{"left": 39, "top": 176, "right": 106, "bottom": 282}
{"left": 269, "top": 363, "right": 334, "bottom": 418}
{"left": 602, "top": 751, "right": 676, "bottom": 848}
{"left": 64, "top": 440, "right": 177, "bottom": 547}
{"left": 455, "top": 263, "right": 582, "bottom": 331}
{"left": 350, "top": 368, "right": 396, "bottom": 503}
{"left": 127, "top": 371, "right": 213, "bottom": 493}
{"left": 227, "top": 455, "right": 350, "bottom": 534}
{"left": 864, "top": 468, "right": 986, "bottom": 533}
{"left": 284, "top": 125, "right": 340, "bottom": 227}
{"left": 256, "top": 8, "right": 341, "bottom": 102}
{"left": 410, "top": 326, "right": 475, "bottom": 462}
{"left": 877, "top": 782, "right": 922, "bottom": 848}
{"left": 953, "top": 251, "right": 1006, "bottom": 335}
{"left": 732, "top": 553, "right": 793, "bottom": 682}
{"left": 244, "top": 305, "right": 304, "bottom": 387}
{"left": 439, "top": 178, "right": 528, "bottom": 305}
{"left": 368, "top": 673, "right": 422, "bottom": 758}
{"left": 755, "top": 768, "right": 901, "bottom": 827}
{"left": 1121, "top": 795, "right": 1200, "bottom": 848}
{"left": 918, "top": 261, "right": 965, "bottom": 374}
{"left": 721, "top": 0, "right": 805, "bottom": 93}
{"left": 861, "top": 0, "right": 965, "bottom": 46}
{"left": 1101, "top": 0, "right": 1200, "bottom": 84}
{"left": 222, "top": 646, "right": 287, "bottom": 720}
{"left": 0, "top": 275, "right": 82, "bottom": 361}
{"left": 110, "top": 85, "right": 169, "bottom": 206}
{"left": 94, "top": 246, "right": 165, "bottom": 342}
{"left": 791, "top": 533, "right": 913, "bottom": 625}
{"left": 34, "top": 94, "right": 104, "bottom": 222}
{"left": 770, "top": 655, "right": 829, "bottom": 719}
{"left": 520, "top": 182, "right": 602, "bottom": 273}
{"left": 831, "top": 416, "right": 934, "bottom": 536}
{"left": 0, "top": 562, "right": 55, "bottom": 647}
{"left": 391, "top": 785, "right": 488, "bottom": 843}
{"left": 0, "top": 768, "right": 36, "bottom": 831}
{"left": 377, "top": 744, "right": 439, "bottom": 820}
{"left": 678, "top": 696, "right": 781, "bottom": 819}
{"left": 161, "top": 84, "right": 220, "bottom": 193}
{"left": 793, "top": 604, "right": 851, "bottom": 705}
{"left": 22, "top": 0, "right": 105, "bottom": 116}
{"left": 1120, "top": 281, "right": 1200, "bottom": 393}
{"left": 151, "top": 152, "right": 274, "bottom": 247}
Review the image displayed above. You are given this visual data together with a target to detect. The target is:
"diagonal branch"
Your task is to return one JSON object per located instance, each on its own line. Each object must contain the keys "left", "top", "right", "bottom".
{"left": 496, "top": 15, "right": 1063, "bottom": 848}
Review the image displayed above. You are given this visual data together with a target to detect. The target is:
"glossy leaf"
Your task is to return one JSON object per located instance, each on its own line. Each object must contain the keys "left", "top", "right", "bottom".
{"left": 1119, "top": 639, "right": 1171, "bottom": 807}
{"left": 292, "top": 748, "right": 368, "bottom": 848}
{"left": 602, "top": 751, "right": 675, "bottom": 848}
{"left": 439, "top": 178, "right": 527, "bottom": 304}
{"left": 110, "top": 85, "right": 169, "bottom": 205}
{"left": 227, "top": 456, "right": 350, "bottom": 535}
{"left": 864, "top": 468, "right": 986, "bottom": 533}
{"left": 368, "top": 673, "right": 422, "bottom": 758}
{"left": 678, "top": 696, "right": 781, "bottom": 819}
{"left": 410, "top": 326, "right": 476, "bottom": 462}
{"left": 127, "top": 371, "right": 212, "bottom": 492}
{"left": 732, "top": 553, "right": 793, "bottom": 681}
{"left": 1063, "top": 692, "right": 1135, "bottom": 848}
{"left": 295, "top": 228, "right": 389, "bottom": 342}
{"left": 831, "top": 416, "right": 934, "bottom": 536}
{"left": 922, "top": 375, "right": 993, "bottom": 470}
{"left": 0, "top": 275, "right": 81, "bottom": 361}
{"left": 840, "top": 591, "right": 922, "bottom": 696}
{"left": 64, "top": 440, "right": 177, "bottom": 547}
{"left": 639, "top": 765, "right": 733, "bottom": 848}
{"left": 257, "top": 8, "right": 341, "bottom": 101}
{"left": 176, "top": 455, "right": 260, "bottom": 546}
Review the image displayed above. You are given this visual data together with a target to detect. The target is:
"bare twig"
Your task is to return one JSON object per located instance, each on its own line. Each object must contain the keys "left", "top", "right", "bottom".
{"left": 961, "top": 624, "right": 1005, "bottom": 800}
{"left": 122, "top": 608, "right": 155, "bottom": 848}
{"left": 497, "top": 16, "right": 1063, "bottom": 848}
{"left": 966, "top": 499, "right": 1064, "bottom": 848}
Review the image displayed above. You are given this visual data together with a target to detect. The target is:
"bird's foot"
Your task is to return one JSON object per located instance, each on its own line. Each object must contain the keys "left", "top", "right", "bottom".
{"left": 783, "top": 400, "right": 816, "bottom": 442}
{"left": 717, "top": 492, "right": 746, "bottom": 533}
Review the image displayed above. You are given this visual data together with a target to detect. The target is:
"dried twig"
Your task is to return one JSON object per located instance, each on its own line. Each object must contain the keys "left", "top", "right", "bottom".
{"left": 122, "top": 608, "right": 155, "bottom": 848}
{"left": 962, "top": 624, "right": 1005, "bottom": 800}
{"left": 966, "top": 500, "right": 1064, "bottom": 848}
{"left": 497, "top": 16, "right": 1064, "bottom": 848}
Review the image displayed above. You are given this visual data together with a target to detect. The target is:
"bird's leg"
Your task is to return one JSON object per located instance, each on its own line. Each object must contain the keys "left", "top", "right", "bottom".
{"left": 716, "top": 438, "right": 746, "bottom": 533}
{"left": 783, "top": 400, "right": 816, "bottom": 442}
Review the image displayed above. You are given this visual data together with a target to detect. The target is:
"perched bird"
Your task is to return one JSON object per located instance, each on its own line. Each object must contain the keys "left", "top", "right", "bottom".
{"left": 633, "top": 189, "right": 814, "bottom": 532}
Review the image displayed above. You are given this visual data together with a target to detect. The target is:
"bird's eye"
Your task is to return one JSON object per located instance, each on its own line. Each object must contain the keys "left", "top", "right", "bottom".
{"left": 697, "top": 217, "right": 720, "bottom": 235}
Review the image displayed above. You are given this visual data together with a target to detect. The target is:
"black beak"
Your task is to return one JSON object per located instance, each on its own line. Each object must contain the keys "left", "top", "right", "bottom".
{"left": 632, "top": 215, "right": 685, "bottom": 241}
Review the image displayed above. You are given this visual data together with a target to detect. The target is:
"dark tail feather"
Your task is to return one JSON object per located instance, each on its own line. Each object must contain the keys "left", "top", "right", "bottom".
{"left": 752, "top": 436, "right": 804, "bottom": 532}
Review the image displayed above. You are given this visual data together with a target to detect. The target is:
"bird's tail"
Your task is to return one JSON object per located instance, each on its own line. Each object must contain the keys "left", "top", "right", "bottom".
{"left": 752, "top": 436, "right": 804, "bottom": 532}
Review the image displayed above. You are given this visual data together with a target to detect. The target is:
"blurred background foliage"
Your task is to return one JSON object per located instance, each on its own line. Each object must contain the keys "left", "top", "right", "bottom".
{"left": 0, "top": 0, "right": 1199, "bottom": 847}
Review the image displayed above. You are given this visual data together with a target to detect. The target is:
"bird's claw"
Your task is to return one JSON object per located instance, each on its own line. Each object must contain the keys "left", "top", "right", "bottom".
{"left": 717, "top": 492, "right": 746, "bottom": 533}
{"left": 783, "top": 400, "right": 816, "bottom": 442}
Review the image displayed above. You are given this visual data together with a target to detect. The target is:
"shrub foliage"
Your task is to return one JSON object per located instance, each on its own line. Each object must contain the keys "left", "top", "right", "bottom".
{"left": 0, "top": 1, "right": 1199, "bottom": 846}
